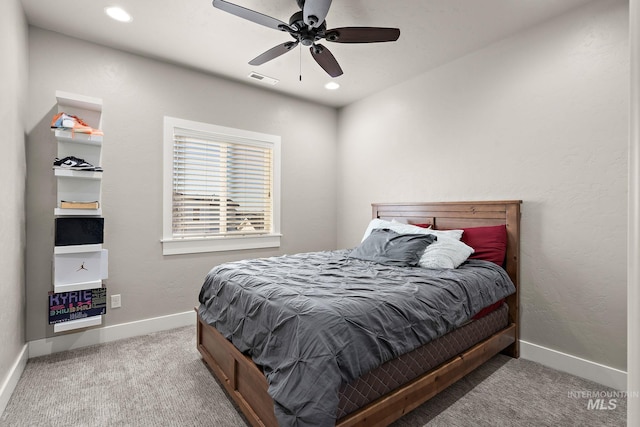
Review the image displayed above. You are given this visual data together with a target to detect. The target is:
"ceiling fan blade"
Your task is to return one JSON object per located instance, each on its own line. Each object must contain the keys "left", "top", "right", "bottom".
{"left": 324, "top": 27, "right": 400, "bottom": 43}
{"left": 309, "top": 44, "right": 343, "bottom": 77}
{"left": 249, "top": 41, "right": 299, "bottom": 66}
{"left": 303, "top": 0, "right": 332, "bottom": 28}
{"left": 212, "top": 0, "right": 290, "bottom": 31}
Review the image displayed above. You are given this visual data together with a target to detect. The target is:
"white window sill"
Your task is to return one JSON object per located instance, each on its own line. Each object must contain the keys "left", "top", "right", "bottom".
{"left": 161, "top": 234, "right": 282, "bottom": 255}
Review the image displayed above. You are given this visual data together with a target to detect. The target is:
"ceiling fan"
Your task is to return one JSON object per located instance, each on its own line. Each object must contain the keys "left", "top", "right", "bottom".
{"left": 211, "top": 0, "right": 401, "bottom": 78}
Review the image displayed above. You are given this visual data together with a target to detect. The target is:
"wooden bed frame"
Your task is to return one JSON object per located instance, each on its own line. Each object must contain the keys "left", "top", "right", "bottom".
{"left": 196, "top": 200, "right": 522, "bottom": 427}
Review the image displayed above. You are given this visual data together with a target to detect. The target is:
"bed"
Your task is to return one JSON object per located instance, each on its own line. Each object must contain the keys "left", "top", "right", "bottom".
{"left": 196, "top": 200, "right": 522, "bottom": 427}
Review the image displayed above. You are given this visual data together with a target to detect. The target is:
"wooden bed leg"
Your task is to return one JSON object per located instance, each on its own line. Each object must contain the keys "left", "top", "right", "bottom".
{"left": 502, "top": 292, "right": 520, "bottom": 358}
{"left": 501, "top": 339, "right": 519, "bottom": 358}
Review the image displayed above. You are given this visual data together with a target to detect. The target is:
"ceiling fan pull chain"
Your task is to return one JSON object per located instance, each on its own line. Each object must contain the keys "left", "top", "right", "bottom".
{"left": 299, "top": 43, "right": 303, "bottom": 82}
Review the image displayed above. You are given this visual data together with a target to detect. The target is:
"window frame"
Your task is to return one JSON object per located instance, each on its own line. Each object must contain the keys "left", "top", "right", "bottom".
{"left": 162, "top": 116, "right": 281, "bottom": 255}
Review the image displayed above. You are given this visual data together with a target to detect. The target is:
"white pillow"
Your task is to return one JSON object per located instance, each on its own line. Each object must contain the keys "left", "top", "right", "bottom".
{"left": 418, "top": 236, "right": 474, "bottom": 269}
{"left": 391, "top": 218, "right": 409, "bottom": 224}
{"left": 361, "top": 219, "right": 433, "bottom": 242}
{"left": 422, "top": 228, "right": 464, "bottom": 241}
{"left": 361, "top": 219, "right": 464, "bottom": 242}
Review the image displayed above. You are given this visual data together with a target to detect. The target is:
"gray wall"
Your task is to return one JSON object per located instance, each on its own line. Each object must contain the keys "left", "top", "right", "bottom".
{"left": 25, "top": 28, "right": 337, "bottom": 340}
{"left": 0, "top": 0, "right": 27, "bottom": 401}
{"left": 336, "top": 0, "right": 629, "bottom": 370}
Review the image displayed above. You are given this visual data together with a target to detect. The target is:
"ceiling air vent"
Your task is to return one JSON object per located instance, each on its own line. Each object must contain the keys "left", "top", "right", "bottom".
{"left": 248, "top": 72, "right": 279, "bottom": 85}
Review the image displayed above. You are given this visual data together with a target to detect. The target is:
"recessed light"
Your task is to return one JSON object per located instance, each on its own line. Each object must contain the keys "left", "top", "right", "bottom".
{"left": 324, "top": 82, "right": 340, "bottom": 90}
{"left": 105, "top": 6, "right": 132, "bottom": 23}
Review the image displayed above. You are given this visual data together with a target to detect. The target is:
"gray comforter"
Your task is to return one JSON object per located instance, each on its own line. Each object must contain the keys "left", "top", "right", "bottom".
{"left": 198, "top": 250, "right": 515, "bottom": 427}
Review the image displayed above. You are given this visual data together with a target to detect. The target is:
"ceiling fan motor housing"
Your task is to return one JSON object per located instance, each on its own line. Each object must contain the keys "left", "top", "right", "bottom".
{"left": 289, "top": 11, "right": 325, "bottom": 46}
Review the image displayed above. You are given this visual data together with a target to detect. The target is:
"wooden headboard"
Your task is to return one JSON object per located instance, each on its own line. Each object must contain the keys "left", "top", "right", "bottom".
{"left": 371, "top": 200, "right": 522, "bottom": 357}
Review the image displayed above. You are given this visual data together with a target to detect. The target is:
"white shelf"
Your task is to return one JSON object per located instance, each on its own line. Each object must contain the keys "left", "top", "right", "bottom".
{"left": 56, "top": 91, "right": 102, "bottom": 112}
{"left": 53, "top": 129, "right": 103, "bottom": 145}
{"left": 53, "top": 248, "right": 108, "bottom": 292}
{"left": 54, "top": 169, "right": 103, "bottom": 180}
{"left": 54, "top": 280, "right": 103, "bottom": 293}
{"left": 55, "top": 208, "right": 102, "bottom": 216}
{"left": 53, "top": 315, "right": 102, "bottom": 333}
{"left": 56, "top": 176, "right": 102, "bottom": 206}
{"left": 54, "top": 244, "right": 103, "bottom": 254}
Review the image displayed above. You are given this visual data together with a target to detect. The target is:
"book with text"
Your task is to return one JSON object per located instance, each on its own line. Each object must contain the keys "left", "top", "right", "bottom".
{"left": 60, "top": 200, "right": 100, "bottom": 209}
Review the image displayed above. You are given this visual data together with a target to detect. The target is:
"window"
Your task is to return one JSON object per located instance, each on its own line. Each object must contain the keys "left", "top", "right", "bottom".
{"left": 162, "top": 117, "right": 281, "bottom": 255}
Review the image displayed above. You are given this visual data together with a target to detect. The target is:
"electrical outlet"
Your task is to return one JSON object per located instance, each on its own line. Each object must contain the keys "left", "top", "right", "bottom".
{"left": 111, "top": 294, "right": 121, "bottom": 309}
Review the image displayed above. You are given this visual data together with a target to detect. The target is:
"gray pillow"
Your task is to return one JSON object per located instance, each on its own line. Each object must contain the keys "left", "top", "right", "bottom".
{"left": 349, "top": 228, "right": 437, "bottom": 267}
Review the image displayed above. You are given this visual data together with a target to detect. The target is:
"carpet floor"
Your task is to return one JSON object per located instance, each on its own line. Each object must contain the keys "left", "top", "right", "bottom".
{"left": 0, "top": 326, "right": 626, "bottom": 426}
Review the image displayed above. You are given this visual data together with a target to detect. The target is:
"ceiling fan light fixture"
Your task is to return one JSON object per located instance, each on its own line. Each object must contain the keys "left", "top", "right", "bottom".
{"left": 324, "top": 82, "right": 340, "bottom": 90}
{"left": 105, "top": 6, "right": 132, "bottom": 23}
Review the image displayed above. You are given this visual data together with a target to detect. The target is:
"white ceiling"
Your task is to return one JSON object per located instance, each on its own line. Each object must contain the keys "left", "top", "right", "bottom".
{"left": 21, "top": 0, "right": 595, "bottom": 107}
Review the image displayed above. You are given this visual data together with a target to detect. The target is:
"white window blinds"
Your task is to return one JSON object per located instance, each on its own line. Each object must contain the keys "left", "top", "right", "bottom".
{"left": 172, "top": 127, "right": 274, "bottom": 239}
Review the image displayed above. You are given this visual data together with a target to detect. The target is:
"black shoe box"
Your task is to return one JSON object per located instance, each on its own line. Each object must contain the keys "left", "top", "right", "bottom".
{"left": 55, "top": 217, "right": 104, "bottom": 246}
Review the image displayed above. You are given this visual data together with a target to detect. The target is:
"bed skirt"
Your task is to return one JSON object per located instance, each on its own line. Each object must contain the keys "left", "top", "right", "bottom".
{"left": 337, "top": 303, "right": 508, "bottom": 418}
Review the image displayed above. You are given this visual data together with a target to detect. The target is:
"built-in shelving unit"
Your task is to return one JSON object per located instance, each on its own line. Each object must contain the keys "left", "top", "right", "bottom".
{"left": 51, "top": 91, "right": 107, "bottom": 333}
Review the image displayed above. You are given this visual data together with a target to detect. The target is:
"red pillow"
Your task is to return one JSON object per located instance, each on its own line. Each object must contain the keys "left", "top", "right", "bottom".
{"left": 412, "top": 223, "right": 507, "bottom": 265}
{"left": 462, "top": 225, "right": 507, "bottom": 265}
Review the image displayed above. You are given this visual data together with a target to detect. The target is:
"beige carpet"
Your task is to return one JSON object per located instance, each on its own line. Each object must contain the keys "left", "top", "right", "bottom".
{"left": 0, "top": 326, "right": 626, "bottom": 426}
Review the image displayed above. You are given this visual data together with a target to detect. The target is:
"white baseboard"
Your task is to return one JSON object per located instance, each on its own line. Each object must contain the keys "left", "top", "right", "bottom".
{"left": 520, "top": 340, "right": 627, "bottom": 391}
{"left": 28, "top": 310, "right": 196, "bottom": 358}
{"left": 0, "top": 344, "right": 28, "bottom": 416}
